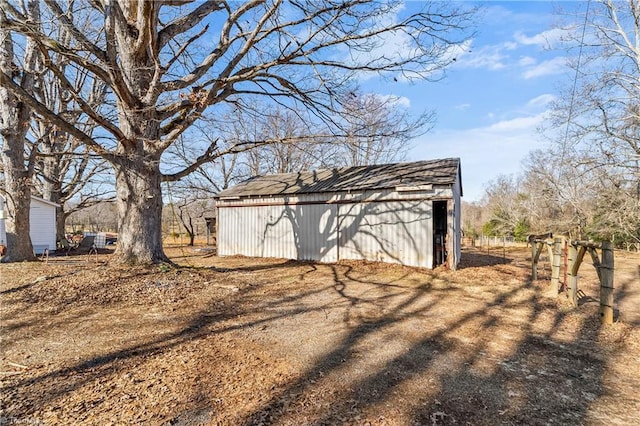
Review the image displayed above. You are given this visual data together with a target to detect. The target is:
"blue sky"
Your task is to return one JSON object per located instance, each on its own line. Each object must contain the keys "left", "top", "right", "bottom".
{"left": 363, "top": 1, "right": 586, "bottom": 202}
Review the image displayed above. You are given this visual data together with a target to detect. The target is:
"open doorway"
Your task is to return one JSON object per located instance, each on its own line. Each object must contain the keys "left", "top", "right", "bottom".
{"left": 433, "top": 200, "right": 448, "bottom": 267}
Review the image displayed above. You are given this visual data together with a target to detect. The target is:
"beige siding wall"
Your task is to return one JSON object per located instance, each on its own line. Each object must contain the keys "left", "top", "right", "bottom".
{"left": 218, "top": 203, "right": 339, "bottom": 263}
{"left": 0, "top": 196, "right": 6, "bottom": 246}
{"left": 217, "top": 191, "right": 436, "bottom": 268}
{"left": 338, "top": 200, "right": 431, "bottom": 267}
{"left": 452, "top": 176, "right": 462, "bottom": 269}
{"left": 29, "top": 198, "right": 57, "bottom": 251}
{"left": 216, "top": 187, "right": 453, "bottom": 208}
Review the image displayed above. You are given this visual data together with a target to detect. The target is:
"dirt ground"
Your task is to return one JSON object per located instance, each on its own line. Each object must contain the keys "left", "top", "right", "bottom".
{"left": 1, "top": 245, "right": 639, "bottom": 425}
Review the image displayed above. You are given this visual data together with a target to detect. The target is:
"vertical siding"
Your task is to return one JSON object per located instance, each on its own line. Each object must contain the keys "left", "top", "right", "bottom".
{"left": 425, "top": 200, "right": 434, "bottom": 269}
{"left": 0, "top": 196, "right": 6, "bottom": 246}
{"left": 287, "top": 203, "right": 338, "bottom": 262}
{"left": 217, "top": 194, "right": 439, "bottom": 268}
{"left": 217, "top": 203, "right": 338, "bottom": 262}
{"left": 451, "top": 176, "right": 462, "bottom": 269}
{"left": 339, "top": 200, "right": 432, "bottom": 268}
{"left": 29, "top": 199, "right": 57, "bottom": 250}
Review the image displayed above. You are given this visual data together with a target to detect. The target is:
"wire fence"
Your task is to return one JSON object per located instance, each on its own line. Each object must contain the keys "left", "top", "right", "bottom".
{"left": 463, "top": 235, "right": 520, "bottom": 248}
{"left": 462, "top": 235, "right": 639, "bottom": 252}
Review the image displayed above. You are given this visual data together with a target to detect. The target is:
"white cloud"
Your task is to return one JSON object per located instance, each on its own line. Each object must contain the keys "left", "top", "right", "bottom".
{"left": 376, "top": 94, "right": 411, "bottom": 108}
{"left": 454, "top": 39, "right": 523, "bottom": 71}
{"left": 526, "top": 94, "right": 556, "bottom": 109}
{"left": 454, "top": 103, "right": 471, "bottom": 111}
{"left": 396, "top": 96, "right": 411, "bottom": 108}
{"left": 518, "top": 56, "right": 536, "bottom": 67}
{"left": 522, "top": 56, "right": 567, "bottom": 79}
{"left": 456, "top": 41, "right": 511, "bottom": 70}
{"left": 503, "top": 41, "right": 518, "bottom": 51}
{"left": 450, "top": 27, "right": 571, "bottom": 77}
{"left": 410, "top": 110, "right": 550, "bottom": 201}
{"left": 444, "top": 39, "right": 473, "bottom": 63}
{"left": 514, "top": 28, "right": 568, "bottom": 49}
{"left": 486, "top": 114, "right": 544, "bottom": 132}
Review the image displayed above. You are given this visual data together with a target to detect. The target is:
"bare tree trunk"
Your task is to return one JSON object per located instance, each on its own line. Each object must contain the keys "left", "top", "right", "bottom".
{"left": 106, "top": 5, "right": 169, "bottom": 264}
{"left": 0, "top": 11, "right": 37, "bottom": 262}
{"left": 0, "top": 144, "right": 35, "bottom": 262}
{"left": 40, "top": 151, "right": 65, "bottom": 240}
{"left": 55, "top": 206, "right": 66, "bottom": 241}
{"left": 113, "top": 157, "right": 168, "bottom": 264}
{"left": 182, "top": 214, "right": 195, "bottom": 247}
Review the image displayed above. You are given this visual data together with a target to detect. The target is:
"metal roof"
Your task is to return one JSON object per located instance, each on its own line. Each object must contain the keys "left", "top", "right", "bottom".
{"left": 216, "top": 158, "right": 461, "bottom": 198}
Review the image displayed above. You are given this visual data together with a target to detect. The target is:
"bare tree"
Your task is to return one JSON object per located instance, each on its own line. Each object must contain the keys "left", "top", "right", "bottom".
{"left": 171, "top": 196, "right": 213, "bottom": 246}
{"left": 67, "top": 200, "right": 118, "bottom": 234}
{"left": 543, "top": 0, "right": 640, "bottom": 244}
{"left": 166, "top": 106, "right": 324, "bottom": 245}
{"left": 481, "top": 175, "right": 531, "bottom": 241}
{"left": 31, "top": 53, "right": 112, "bottom": 240}
{"left": 245, "top": 108, "right": 326, "bottom": 175}
{"left": 34, "top": 144, "right": 114, "bottom": 241}
{"left": 330, "top": 92, "right": 434, "bottom": 167}
{"left": 461, "top": 200, "right": 489, "bottom": 239}
{"left": 1, "top": 0, "right": 475, "bottom": 264}
{"left": 521, "top": 149, "right": 598, "bottom": 239}
{"left": 30, "top": 62, "right": 113, "bottom": 240}
{"left": 0, "top": 1, "right": 40, "bottom": 262}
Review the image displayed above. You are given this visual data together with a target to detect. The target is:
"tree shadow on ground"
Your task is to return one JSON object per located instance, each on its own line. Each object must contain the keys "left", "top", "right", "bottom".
{"left": 458, "top": 249, "right": 513, "bottom": 268}
{"left": 0, "top": 262, "right": 334, "bottom": 419}
{"left": 238, "top": 261, "right": 618, "bottom": 425}
{"left": 1, "top": 251, "right": 636, "bottom": 424}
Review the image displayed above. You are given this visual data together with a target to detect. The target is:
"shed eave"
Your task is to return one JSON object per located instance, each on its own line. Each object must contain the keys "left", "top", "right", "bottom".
{"left": 30, "top": 195, "right": 61, "bottom": 208}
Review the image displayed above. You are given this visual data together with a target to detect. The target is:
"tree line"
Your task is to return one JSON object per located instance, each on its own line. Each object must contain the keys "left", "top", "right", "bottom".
{"left": 464, "top": 0, "right": 640, "bottom": 250}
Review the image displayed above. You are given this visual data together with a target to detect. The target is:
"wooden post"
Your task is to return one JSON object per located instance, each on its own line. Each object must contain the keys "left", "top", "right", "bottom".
{"left": 600, "top": 241, "right": 615, "bottom": 325}
{"left": 588, "top": 247, "right": 602, "bottom": 281}
{"left": 531, "top": 240, "right": 537, "bottom": 281}
{"left": 567, "top": 245, "right": 578, "bottom": 306}
{"left": 532, "top": 242, "right": 544, "bottom": 281}
{"left": 550, "top": 238, "right": 562, "bottom": 295}
{"left": 562, "top": 239, "right": 568, "bottom": 292}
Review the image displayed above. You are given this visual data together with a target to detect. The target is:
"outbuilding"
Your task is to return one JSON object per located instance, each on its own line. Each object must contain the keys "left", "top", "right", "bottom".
{"left": 0, "top": 195, "right": 60, "bottom": 255}
{"left": 214, "top": 158, "right": 463, "bottom": 269}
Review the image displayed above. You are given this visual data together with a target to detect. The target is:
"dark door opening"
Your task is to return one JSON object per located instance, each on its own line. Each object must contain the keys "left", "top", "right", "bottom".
{"left": 433, "top": 201, "right": 448, "bottom": 267}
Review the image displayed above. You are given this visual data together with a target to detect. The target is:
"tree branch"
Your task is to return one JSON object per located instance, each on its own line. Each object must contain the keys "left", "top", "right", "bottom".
{"left": 0, "top": 70, "right": 116, "bottom": 162}
{"left": 158, "top": 1, "right": 227, "bottom": 48}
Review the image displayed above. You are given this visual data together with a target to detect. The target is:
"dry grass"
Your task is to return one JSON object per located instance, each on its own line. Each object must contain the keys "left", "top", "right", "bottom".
{"left": 1, "top": 246, "right": 639, "bottom": 425}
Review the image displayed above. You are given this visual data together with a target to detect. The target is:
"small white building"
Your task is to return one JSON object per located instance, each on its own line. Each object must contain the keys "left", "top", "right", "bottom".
{"left": 215, "top": 158, "right": 463, "bottom": 269}
{"left": 0, "top": 196, "right": 6, "bottom": 248}
{"left": 0, "top": 195, "right": 59, "bottom": 254}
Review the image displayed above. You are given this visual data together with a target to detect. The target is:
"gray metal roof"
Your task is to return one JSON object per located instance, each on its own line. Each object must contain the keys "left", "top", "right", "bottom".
{"left": 216, "top": 158, "right": 461, "bottom": 198}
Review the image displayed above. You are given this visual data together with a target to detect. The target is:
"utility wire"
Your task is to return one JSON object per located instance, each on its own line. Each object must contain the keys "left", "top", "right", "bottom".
{"left": 562, "top": 0, "right": 592, "bottom": 156}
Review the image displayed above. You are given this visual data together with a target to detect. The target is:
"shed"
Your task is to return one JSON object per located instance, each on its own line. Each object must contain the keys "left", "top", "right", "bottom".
{"left": 214, "top": 158, "right": 463, "bottom": 269}
{"left": 0, "top": 196, "right": 6, "bottom": 249}
{"left": 0, "top": 195, "right": 59, "bottom": 254}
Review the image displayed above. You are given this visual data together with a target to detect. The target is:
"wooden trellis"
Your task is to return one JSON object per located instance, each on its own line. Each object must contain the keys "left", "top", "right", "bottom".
{"left": 532, "top": 238, "right": 615, "bottom": 325}
{"left": 567, "top": 241, "right": 614, "bottom": 325}
{"left": 530, "top": 237, "right": 560, "bottom": 288}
